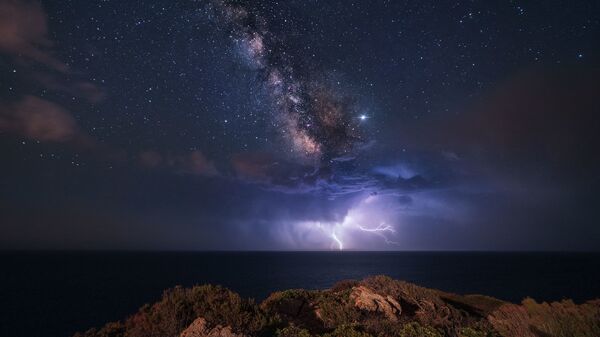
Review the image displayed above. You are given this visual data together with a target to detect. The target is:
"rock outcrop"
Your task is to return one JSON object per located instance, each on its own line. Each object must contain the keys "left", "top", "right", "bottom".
{"left": 349, "top": 285, "right": 402, "bottom": 320}
{"left": 180, "top": 317, "right": 247, "bottom": 337}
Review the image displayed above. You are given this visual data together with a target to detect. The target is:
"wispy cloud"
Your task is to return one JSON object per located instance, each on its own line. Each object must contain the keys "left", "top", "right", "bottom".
{"left": 0, "top": 95, "right": 82, "bottom": 142}
{"left": 0, "top": 0, "right": 67, "bottom": 72}
{"left": 0, "top": 1, "right": 103, "bottom": 147}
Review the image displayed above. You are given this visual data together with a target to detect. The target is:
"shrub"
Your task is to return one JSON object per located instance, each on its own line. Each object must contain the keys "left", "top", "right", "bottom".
{"left": 276, "top": 325, "right": 314, "bottom": 337}
{"left": 488, "top": 298, "right": 600, "bottom": 337}
{"left": 73, "top": 322, "right": 125, "bottom": 337}
{"left": 77, "top": 284, "right": 272, "bottom": 337}
{"left": 315, "top": 291, "right": 360, "bottom": 329}
{"left": 522, "top": 298, "right": 600, "bottom": 337}
{"left": 396, "top": 322, "right": 443, "bottom": 337}
{"left": 359, "top": 319, "right": 404, "bottom": 337}
{"left": 331, "top": 280, "right": 360, "bottom": 293}
{"left": 321, "top": 324, "right": 373, "bottom": 337}
{"left": 459, "top": 326, "right": 493, "bottom": 337}
{"left": 261, "top": 289, "right": 323, "bottom": 333}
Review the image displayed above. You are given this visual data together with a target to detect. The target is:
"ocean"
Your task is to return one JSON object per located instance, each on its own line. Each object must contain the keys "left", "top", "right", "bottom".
{"left": 1, "top": 251, "right": 599, "bottom": 337}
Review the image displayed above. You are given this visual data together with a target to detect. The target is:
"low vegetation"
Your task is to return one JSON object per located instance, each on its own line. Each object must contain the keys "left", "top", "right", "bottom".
{"left": 74, "top": 276, "right": 599, "bottom": 337}
{"left": 488, "top": 298, "right": 600, "bottom": 337}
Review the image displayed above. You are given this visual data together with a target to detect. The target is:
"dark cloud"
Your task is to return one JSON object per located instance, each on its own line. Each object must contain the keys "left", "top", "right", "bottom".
{"left": 395, "top": 66, "right": 600, "bottom": 175}
{"left": 233, "top": 153, "right": 367, "bottom": 200}
{"left": 396, "top": 195, "right": 413, "bottom": 205}
{"left": 391, "top": 175, "right": 433, "bottom": 191}
{"left": 231, "top": 152, "right": 277, "bottom": 181}
{"left": 231, "top": 151, "right": 328, "bottom": 194}
{"left": 228, "top": 150, "right": 439, "bottom": 204}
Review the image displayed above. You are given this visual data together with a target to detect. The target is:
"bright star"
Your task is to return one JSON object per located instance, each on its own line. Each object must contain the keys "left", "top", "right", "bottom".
{"left": 359, "top": 114, "right": 368, "bottom": 121}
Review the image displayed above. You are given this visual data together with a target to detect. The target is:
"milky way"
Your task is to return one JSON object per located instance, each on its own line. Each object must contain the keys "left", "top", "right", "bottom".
{"left": 208, "top": 0, "right": 365, "bottom": 165}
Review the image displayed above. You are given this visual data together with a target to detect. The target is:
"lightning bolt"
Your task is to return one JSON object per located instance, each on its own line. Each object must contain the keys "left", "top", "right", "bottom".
{"left": 358, "top": 223, "right": 395, "bottom": 233}
{"left": 358, "top": 222, "right": 398, "bottom": 246}
{"left": 331, "top": 232, "right": 343, "bottom": 250}
{"left": 315, "top": 222, "right": 344, "bottom": 250}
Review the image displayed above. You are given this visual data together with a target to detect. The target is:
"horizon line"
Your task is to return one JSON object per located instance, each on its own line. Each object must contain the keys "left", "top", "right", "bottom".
{"left": 1, "top": 249, "right": 599, "bottom": 253}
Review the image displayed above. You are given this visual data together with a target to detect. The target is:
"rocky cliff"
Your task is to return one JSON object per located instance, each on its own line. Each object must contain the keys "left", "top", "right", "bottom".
{"left": 74, "top": 275, "right": 600, "bottom": 337}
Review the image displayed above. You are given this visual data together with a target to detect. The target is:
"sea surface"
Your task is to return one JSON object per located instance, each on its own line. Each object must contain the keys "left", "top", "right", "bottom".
{"left": 1, "top": 251, "right": 599, "bottom": 337}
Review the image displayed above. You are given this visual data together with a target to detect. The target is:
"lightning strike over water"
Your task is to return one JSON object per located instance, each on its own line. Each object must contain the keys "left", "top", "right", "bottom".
{"left": 305, "top": 198, "right": 400, "bottom": 250}
{"left": 358, "top": 223, "right": 395, "bottom": 233}
{"left": 331, "top": 232, "right": 343, "bottom": 251}
{"left": 359, "top": 223, "right": 399, "bottom": 246}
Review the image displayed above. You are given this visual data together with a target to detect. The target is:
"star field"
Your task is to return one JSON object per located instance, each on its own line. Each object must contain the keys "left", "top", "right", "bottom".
{"left": 0, "top": 0, "right": 599, "bottom": 250}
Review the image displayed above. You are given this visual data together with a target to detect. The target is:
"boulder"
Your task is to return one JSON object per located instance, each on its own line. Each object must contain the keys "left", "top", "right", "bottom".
{"left": 180, "top": 317, "right": 247, "bottom": 337}
{"left": 350, "top": 286, "right": 402, "bottom": 321}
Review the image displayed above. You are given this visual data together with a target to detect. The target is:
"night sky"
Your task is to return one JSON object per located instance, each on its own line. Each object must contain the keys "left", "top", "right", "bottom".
{"left": 1, "top": 0, "right": 599, "bottom": 250}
